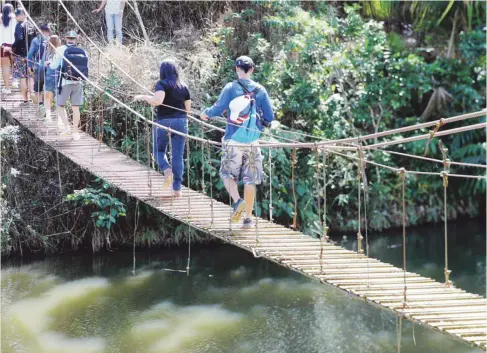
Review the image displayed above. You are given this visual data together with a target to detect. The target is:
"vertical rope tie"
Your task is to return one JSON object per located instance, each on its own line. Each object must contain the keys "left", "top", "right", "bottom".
{"left": 145, "top": 122, "right": 152, "bottom": 197}
{"left": 252, "top": 145, "right": 260, "bottom": 256}
{"left": 167, "top": 130, "right": 174, "bottom": 207}
{"left": 356, "top": 148, "right": 364, "bottom": 255}
{"left": 136, "top": 116, "right": 140, "bottom": 162}
{"left": 207, "top": 143, "right": 214, "bottom": 227}
{"left": 110, "top": 108, "right": 114, "bottom": 149}
{"left": 441, "top": 170, "right": 452, "bottom": 287}
{"left": 201, "top": 141, "right": 205, "bottom": 194}
{"left": 99, "top": 100, "right": 104, "bottom": 146}
{"left": 291, "top": 148, "right": 298, "bottom": 229}
{"left": 186, "top": 138, "right": 191, "bottom": 221}
{"left": 314, "top": 146, "right": 322, "bottom": 235}
{"left": 398, "top": 167, "right": 408, "bottom": 309}
{"left": 269, "top": 147, "right": 273, "bottom": 222}
{"left": 132, "top": 200, "right": 140, "bottom": 276}
{"left": 320, "top": 149, "right": 329, "bottom": 274}
{"left": 186, "top": 137, "right": 191, "bottom": 276}
{"left": 322, "top": 149, "right": 329, "bottom": 242}
{"left": 124, "top": 110, "right": 129, "bottom": 157}
{"left": 439, "top": 142, "right": 452, "bottom": 288}
{"left": 360, "top": 144, "right": 371, "bottom": 288}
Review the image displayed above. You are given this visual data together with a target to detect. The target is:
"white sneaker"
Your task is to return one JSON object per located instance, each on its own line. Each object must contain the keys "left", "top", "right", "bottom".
{"left": 72, "top": 132, "right": 81, "bottom": 141}
{"left": 44, "top": 110, "right": 52, "bottom": 122}
{"left": 60, "top": 128, "right": 71, "bottom": 136}
{"left": 1, "top": 87, "right": 11, "bottom": 94}
{"left": 12, "top": 80, "right": 19, "bottom": 89}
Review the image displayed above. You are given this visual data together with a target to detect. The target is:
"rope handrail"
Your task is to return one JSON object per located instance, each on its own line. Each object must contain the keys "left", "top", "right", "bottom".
{"left": 57, "top": 0, "right": 487, "bottom": 152}
{"left": 20, "top": 0, "right": 487, "bottom": 189}
{"left": 330, "top": 150, "right": 487, "bottom": 180}
{"left": 363, "top": 122, "right": 487, "bottom": 150}
{"left": 20, "top": 3, "right": 228, "bottom": 147}
{"left": 57, "top": 0, "right": 315, "bottom": 147}
{"left": 374, "top": 149, "right": 487, "bottom": 169}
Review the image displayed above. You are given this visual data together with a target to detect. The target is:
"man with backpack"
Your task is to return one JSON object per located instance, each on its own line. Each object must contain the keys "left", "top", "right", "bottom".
{"left": 27, "top": 23, "right": 50, "bottom": 114}
{"left": 11, "top": 9, "right": 33, "bottom": 104}
{"left": 48, "top": 30, "right": 88, "bottom": 140}
{"left": 201, "top": 56, "right": 274, "bottom": 228}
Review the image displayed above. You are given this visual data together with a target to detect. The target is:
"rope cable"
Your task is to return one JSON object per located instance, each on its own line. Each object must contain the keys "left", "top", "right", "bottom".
{"left": 186, "top": 137, "right": 191, "bottom": 275}
{"left": 290, "top": 148, "right": 298, "bottom": 229}
{"left": 54, "top": 1, "right": 487, "bottom": 153}
{"left": 268, "top": 147, "right": 273, "bottom": 222}
{"left": 356, "top": 147, "right": 364, "bottom": 255}
{"left": 399, "top": 167, "right": 408, "bottom": 308}
{"left": 441, "top": 142, "right": 452, "bottom": 287}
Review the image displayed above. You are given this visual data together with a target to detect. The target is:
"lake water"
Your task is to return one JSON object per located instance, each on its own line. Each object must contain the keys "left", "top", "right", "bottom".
{"left": 2, "top": 221, "right": 486, "bottom": 353}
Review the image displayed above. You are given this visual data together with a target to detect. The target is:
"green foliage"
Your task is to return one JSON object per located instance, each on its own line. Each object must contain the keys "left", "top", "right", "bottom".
{"left": 79, "top": 2, "right": 485, "bottom": 237}
{"left": 67, "top": 181, "right": 126, "bottom": 230}
{"left": 203, "top": 2, "right": 486, "bottom": 234}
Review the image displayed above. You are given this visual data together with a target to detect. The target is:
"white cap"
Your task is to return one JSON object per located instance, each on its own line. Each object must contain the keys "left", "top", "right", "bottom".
{"left": 229, "top": 95, "right": 251, "bottom": 124}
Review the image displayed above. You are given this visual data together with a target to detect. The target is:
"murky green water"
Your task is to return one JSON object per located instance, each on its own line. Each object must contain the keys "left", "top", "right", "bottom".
{"left": 2, "top": 221, "right": 485, "bottom": 353}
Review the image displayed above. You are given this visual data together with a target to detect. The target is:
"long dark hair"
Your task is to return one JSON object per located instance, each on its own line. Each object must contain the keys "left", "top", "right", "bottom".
{"left": 159, "top": 59, "right": 181, "bottom": 88}
{"left": 2, "top": 3, "right": 14, "bottom": 27}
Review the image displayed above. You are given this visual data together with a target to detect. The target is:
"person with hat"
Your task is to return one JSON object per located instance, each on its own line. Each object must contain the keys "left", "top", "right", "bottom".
{"left": 48, "top": 30, "right": 88, "bottom": 140}
{"left": 201, "top": 56, "right": 274, "bottom": 228}
{"left": 27, "top": 23, "right": 50, "bottom": 114}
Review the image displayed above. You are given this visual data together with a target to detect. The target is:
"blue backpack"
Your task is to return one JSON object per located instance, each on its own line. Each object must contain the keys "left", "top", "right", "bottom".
{"left": 61, "top": 45, "right": 88, "bottom": 81}
{"left": 230, "top": 80, "right": 265, "bottom": 144}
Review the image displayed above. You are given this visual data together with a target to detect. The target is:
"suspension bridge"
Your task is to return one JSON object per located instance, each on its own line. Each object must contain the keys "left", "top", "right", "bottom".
{"left": 2, "top": 0, "right": 487, "bottom": 350}
{"left": 2, "top": 91, "right": 487, "bottom": 351}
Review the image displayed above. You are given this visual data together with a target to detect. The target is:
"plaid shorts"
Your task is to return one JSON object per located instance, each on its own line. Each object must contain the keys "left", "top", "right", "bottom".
{"left": 13, "top": 55, "right": 28, "bottom": 79}
{"left": 219, "top": 141, "right": 263, "bottom": 185}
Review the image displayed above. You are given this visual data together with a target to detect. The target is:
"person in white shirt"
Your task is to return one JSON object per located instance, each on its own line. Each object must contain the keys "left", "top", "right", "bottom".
{"left": 0, "top": 3, "right": 15, "bottom": 94}
{"left": 93, "top": 0, "right": 125, "bottom": 44}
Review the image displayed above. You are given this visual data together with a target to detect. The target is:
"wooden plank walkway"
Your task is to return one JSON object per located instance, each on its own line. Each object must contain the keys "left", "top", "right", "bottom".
{"left": 2, "top": 95, "right": 486, "bottom": 351}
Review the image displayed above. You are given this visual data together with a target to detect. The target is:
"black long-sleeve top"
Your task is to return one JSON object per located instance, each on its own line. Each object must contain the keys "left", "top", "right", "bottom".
{"left": 11, "top": 21, "right": 28, "bottom": 57}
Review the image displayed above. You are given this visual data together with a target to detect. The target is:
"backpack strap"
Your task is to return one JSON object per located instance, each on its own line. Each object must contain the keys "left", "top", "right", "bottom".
{"left": 235, "top": 80, "right": 261, "bottom": 98}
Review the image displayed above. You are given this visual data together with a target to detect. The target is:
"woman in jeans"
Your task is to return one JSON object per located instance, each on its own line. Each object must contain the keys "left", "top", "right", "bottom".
{"left": 41, "top": 35, "right": 61, "bottom": 122}
{"left": 134, "top": 59, "right": 191, "bottom": 198}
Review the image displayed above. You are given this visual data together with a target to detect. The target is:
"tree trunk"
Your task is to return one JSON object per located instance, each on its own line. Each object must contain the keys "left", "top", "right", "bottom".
{"left": 446, "top": 9, "right": 459, "bottom": 59}
{"left": 131, "top": 0, "right": 149, "bottom": 43}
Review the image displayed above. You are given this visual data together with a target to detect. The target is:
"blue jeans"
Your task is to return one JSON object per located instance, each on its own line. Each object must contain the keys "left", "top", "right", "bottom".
{"left": 153, "top": 117, "right": 187, "bottom": 191}
{"left": 106, "top": 13, "right": 123, "bottom": 44}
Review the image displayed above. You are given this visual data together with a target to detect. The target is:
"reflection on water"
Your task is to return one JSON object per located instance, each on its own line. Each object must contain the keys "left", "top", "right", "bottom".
{"left": 1, "top": 221, "right": 485, "bottom": 353}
